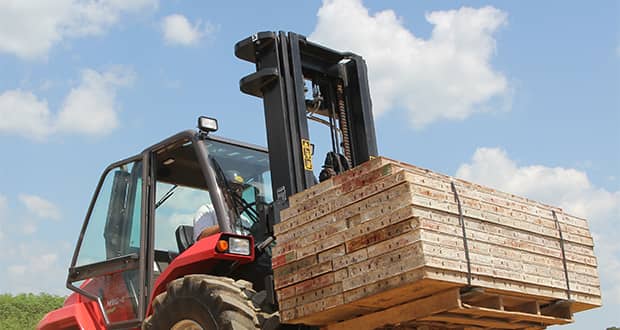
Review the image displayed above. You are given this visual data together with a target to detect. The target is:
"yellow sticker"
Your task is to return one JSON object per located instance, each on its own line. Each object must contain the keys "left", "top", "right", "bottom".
{"left": 301, "top": 139, "right": 313, "bottom": 171}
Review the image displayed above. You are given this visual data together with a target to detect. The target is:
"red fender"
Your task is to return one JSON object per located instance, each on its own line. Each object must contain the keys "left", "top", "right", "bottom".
{"left": 147, "top": 232, "right": 254, "bottom": 316}
{"left": 37, "top": 292, "right": 106, "bottom": 330}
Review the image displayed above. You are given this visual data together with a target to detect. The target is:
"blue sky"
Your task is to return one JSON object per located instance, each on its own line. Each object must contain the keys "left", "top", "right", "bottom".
{"left": 0, "top": 1, "right": 617, "bottom": 329}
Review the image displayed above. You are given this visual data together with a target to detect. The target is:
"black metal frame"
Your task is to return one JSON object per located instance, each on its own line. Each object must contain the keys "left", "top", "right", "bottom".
{"left": 236, "top": 31, "right": 378, "bottom": 223}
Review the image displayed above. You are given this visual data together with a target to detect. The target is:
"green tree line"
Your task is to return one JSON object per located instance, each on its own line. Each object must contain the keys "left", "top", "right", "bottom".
{"left": 0, "top": 293, "right": 65, "bottom": 330}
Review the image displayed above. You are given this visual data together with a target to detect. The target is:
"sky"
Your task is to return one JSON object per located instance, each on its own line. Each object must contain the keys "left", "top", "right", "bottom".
{"left": 0, "top": 0, "right": 618, "bottom": 329}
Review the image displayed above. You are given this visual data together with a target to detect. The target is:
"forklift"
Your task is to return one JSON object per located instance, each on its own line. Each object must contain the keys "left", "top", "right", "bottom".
{"left": 38, "top": 31, "right": 378, "bottom": 330}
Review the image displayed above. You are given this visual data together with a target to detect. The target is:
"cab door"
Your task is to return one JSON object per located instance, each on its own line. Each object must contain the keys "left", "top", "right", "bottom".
{"left": 66, "top": 156, "right": 147, "bottom": 328}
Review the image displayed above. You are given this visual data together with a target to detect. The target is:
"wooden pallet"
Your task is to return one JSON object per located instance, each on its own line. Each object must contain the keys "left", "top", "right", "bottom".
{"left": 323, "top": 287, "right": 573, "bottom": 330}
{"left": 273, "top": 157, "right": 601, "bottom": 326}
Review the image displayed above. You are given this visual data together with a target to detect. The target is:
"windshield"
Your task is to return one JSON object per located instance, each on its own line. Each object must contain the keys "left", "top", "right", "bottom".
{"left": 204, "top": 138, "right": 272, "bottom": 235}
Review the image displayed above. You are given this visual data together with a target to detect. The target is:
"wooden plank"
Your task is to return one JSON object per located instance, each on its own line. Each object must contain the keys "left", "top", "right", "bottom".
{"left": 280, "top": 282, "right": 343, "bottom": 310}
{"left": 339, "top": 231, "right": 597, "bottom": 302}
{"left": 422, "top": 267, "right": 597, "bottom": 308}
{"left": 271, "top": 250, "right": 296, "bottom": 269}
{"left": 334, "top": 168, "right": 411, "bottom": 210}
{"left": 297, "top": 232, "right": 347, "bottom": 259}
{"left": 470, "top": 295, "right": 503, "bottom": 310}
{"left": 273, "top": 255, "right": 317, "bottom": 279}
{"left": 419, "top": 314, "right": 534, "bottom": 329}
{"left": 417, "top": 230, "right": 600, "bottom": 291}
{"left": 280, "top": 308, "right": 297, "bottom": 323}
{"left": 318, "top": 244, "right": 347, "bottom": 263}
{"left": 418, "top": 226, "right": 598, "bottom": 269}
{"left": 343, "top": 203, "right": 417, "bottom": 241}
{"left": 299, "top": 219, "right": 348, "bottom": 246}
{"left": 409, "top": 188, "right": 592, "bottom": 247}
{"left": 509, "top": 301, "right": 539, "bottom": 315}
{"left": 273, "top": 260, "right": 316, "bottom": 289}
{"left": 279, "top": 239, "right": 596, "bottom": 306}
{"left": 344, "top": 276, "right": 459, "bottom": 309}
{"left": 334, "top": 182, "right": 414, "bottom": 225}
{"left": 347, "top": 244, "right": 422, "bottom": 278}
{"left": 365, "top": 229, "right": 423, "bottom": 259}
{"left": 276, "top": 178, "right": 409, "bottom": 250}
{"left": 291, "top": 261, "right": 334, "bottom": 288}
{"left": 334, "top": 268, "right": 349, "bottom": 282}
{"left": 452, "top": 305, "right": 572, "bottom": 325}
{"left": 345, "top": 218, "right": 416, "bottom": 253}
{"left": 420, "top": 230, "right": 599, "bottom": 284}
{"left": 540, "top": 300, "right": 573, "bottom": 319}
{"left": 342, "top": 252, "right": 425, "bottom": 291}
{"left": 420, "top": 246, "right": 597, "bottom": 295}
{"left": 294, "top": 294, "right": 344, "bottom": 322}
{"left": 282, "top": 163, "right": 401, "bottom": 220}
{"left": 273, "top": 214, "right": 337, "bottom": 244}
{"left": 285, "top": 158, "right": 393, "bottom": 208}
{"left": 292, "top": 272, "right": 335, "bottom": 296}
{"left": 276, "top": 285, "right": 297, "bottom": 302}
{"left": 332, "top": 246, "right": 369, "bottom": 270}
{"left": 325, "top": 288, "right": 462, "bottom": 330}
{"left": 289, "top": 304, "right": 379, "bottom": 325}
{"left": 275, "top": 272, "right": 335, "bottom": 302}
{"left": 272, "top": 239, "right": 300, "bottom": 257}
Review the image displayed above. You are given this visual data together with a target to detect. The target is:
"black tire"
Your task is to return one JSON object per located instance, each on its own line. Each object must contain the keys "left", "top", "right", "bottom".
{"left": 143, "top": 274, "right": 279, "bottom": 330}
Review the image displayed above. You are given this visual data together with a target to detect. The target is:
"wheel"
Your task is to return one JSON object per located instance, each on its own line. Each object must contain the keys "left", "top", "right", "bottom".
{"left": 143, "top": 274, "right": 279, "bottom": 330}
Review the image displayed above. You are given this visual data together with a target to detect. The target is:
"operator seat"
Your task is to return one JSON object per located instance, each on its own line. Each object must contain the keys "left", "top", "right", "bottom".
{"left": 175, "top": 225, "right": 195, "bottom": 253}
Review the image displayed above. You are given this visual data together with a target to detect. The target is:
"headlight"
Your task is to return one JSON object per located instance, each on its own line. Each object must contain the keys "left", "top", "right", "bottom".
{"left": 228, "top": 237, "right": 251, "bottom": 255}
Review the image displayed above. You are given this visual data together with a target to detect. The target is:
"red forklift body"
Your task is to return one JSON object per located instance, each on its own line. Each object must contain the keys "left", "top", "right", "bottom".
{"left": 37, "top": 233, "right": 254, "bottom": 330}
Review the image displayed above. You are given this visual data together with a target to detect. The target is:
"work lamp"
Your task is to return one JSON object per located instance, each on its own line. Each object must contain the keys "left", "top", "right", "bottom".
{"left": 198, "top": 116, "right": 218, "bottom": 133}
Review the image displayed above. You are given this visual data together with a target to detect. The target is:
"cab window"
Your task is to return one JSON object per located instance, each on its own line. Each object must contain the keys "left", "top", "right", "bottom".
{"left": 76, "top": 160, "right": 143, "bottom": 266}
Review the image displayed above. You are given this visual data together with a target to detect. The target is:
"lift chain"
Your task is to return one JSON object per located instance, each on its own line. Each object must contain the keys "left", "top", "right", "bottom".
{"left": 336, "top": 82, "right": 352, "bottom": 167}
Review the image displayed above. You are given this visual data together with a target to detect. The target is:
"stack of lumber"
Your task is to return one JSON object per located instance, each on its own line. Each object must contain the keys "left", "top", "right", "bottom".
{"left": 271, "top": 157, "right": 601, "bottom": 328}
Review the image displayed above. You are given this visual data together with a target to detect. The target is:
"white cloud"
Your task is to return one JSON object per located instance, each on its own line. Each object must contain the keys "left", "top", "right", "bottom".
{"left": 56, "top": 67, "right": 134, "bottom": 135}
{"left": 0, "top": 0, "right": 158, "bottom": 59}
{"left": 162, "top": 14, "right": 215, "bottom": 46}
{"left": 0, "top": 67, "right": 134, "bottom": 140}
{"left": 0, "top": 90, "right": 54, "bottom": 140}
{"left": 456, "top": 147, "right": 620, "bottom": 304}
{"left": 310, "top": 0, "right": 510, "bottom": 128}
{"left": 18, "top": 194, "right": 61, "bottom": 221}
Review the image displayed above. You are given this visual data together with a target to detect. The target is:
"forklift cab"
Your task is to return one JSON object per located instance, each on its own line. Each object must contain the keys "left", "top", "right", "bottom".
{"left": 64, "top": 121, "right": 273, "bottom": 328}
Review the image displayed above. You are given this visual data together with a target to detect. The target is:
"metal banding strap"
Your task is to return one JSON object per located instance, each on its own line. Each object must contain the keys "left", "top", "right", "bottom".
{"left": 450, "top": 182, "right": 472, "bottom": 287}
{"left": 552, "top": 210, "right": 572, "bottom": 300}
